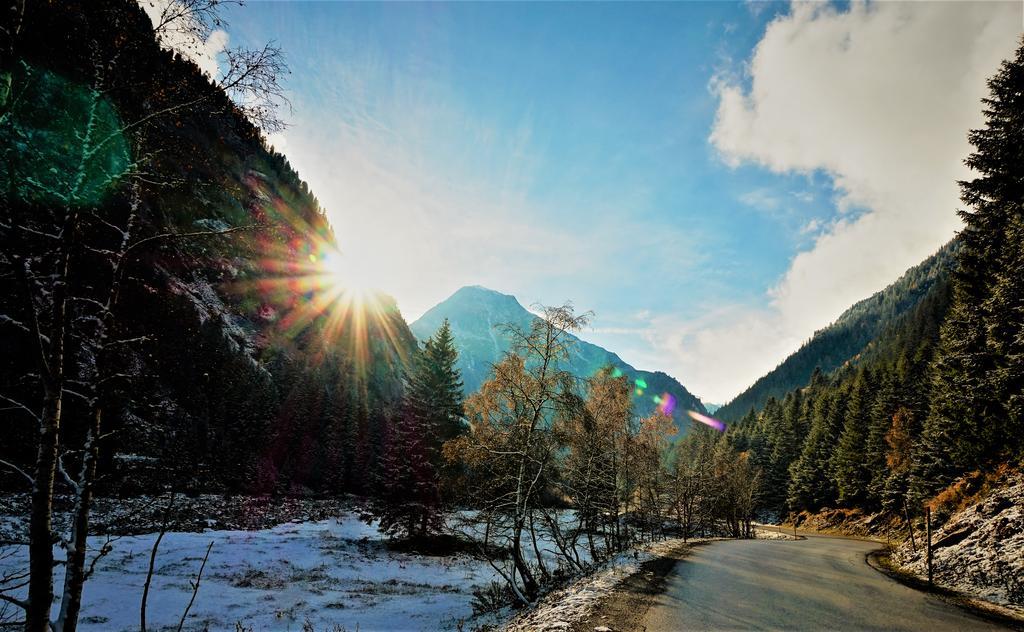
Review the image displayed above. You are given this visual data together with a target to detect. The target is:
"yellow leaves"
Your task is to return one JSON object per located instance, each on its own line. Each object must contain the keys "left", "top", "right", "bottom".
{"left": 442, "top": 435, "right": 485, "bottom": 467}
{"left": 885, "top": 406, "right": 914, "bottom": 472}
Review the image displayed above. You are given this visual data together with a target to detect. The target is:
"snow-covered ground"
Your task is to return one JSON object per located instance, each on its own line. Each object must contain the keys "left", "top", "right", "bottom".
{"left": 0, "top": 515, "right": 510, "bottom": 631}
{"left": 503, "top": 537, "right": 701, "bottom": 632}
{"left": 893, "top": 470, "right": 1024, "bottom": 613}
{"left": 0, "top": 506, "right": 655, "bottom": 631}
{"left": 753, "top": 526, "right": 800, "bottom": 540}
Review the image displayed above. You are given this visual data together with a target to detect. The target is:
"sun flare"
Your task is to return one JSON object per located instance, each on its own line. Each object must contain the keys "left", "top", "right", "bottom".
{"left": 315, "top": 249, "right": 378, "bottom": 298}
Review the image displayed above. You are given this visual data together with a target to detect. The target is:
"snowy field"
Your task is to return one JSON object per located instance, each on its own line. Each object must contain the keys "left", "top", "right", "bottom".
{"left": 0, "top": 515, "right": 509, "bottom": 631}
{"left": 0, "top": 507, "right": 644, "bottom": 631}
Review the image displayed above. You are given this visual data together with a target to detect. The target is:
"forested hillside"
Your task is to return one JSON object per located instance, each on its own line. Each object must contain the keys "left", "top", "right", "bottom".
{"left": 0, "top": 1, "right": 417, "bottom": 496}
{"left": 677, "top": 40, "right": 1024, "bottom": 529}
{"left": 717, "top": 242, "right": 957, "bottom": 422}
{"left": 411, "top": 285, "right": 706, "bottom": 424}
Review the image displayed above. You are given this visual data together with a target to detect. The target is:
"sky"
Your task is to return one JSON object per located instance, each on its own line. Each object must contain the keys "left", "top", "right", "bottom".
{"left": 162, "top": 0, "right": 1023, "bottom": 404}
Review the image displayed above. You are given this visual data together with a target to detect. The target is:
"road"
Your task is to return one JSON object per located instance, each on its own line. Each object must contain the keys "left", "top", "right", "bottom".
{"left": 640, "top": 533, "right": 1007, "bottom": 631}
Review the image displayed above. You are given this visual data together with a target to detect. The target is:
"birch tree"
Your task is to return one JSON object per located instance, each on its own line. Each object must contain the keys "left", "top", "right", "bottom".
{"left": 0, "top": 2, "right": 285, "bottom": 629}
{"left": 444, "top": 304, "right": 588, "bottom": 603}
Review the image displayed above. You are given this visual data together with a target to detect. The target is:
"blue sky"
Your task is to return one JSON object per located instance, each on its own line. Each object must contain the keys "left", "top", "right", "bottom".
{"left": 198, "top": 1, "right": 1022, "bottom": 403}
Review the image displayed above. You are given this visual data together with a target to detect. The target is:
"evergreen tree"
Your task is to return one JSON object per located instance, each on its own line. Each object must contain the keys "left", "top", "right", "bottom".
{"left": 407, "top": 319, "right": 465, "bottom": 458}
{"left": 788, "top": 390, "right": 839, "bottom": 511}
{"left": 915, "top": 39, "right": 1024, "bottom": 498}
{"left": 831, "top": 369, "right": 873, "bottom": 506}
{"left": 768, "top": 390, "right": 803, "bottom": 511}
{"left": 362, "top": 320, "right": 464, "bottom": 540}
{"left": 369, "top": 408, "right": 442, "bottom": 541}
{"left": 864, "top": 370, "right": 899, "bottom": 507}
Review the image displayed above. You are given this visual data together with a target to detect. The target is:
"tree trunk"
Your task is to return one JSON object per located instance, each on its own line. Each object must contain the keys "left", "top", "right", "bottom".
{"left": 528, "top": 511, "right": 548, "bottom": 581}
{"left": 26, "top": 394, "right": 60, "bottom": 632}
{"left": 511, "top": 528, "right": 538, "bottom": 601}
{"left": 55, "top": 408, "right": 102, "bottom": 632}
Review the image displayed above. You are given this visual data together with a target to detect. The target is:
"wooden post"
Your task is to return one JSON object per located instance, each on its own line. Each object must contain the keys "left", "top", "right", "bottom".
{"left": 926, "top": 506, "right": 933, "bottom": 585}
{"left": 903, "top": 497, "right": 918, "bottom": 552}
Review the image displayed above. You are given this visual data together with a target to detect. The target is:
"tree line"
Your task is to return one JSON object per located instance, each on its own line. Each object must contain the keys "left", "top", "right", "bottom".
{"left": 712, "top": 38, "right": 1024, "bottom": 526}
{"left": 368, "top": 306, "right": 760, "bottom": 606}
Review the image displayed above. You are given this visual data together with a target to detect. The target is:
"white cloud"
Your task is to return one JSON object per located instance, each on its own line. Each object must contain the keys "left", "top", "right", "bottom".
{"left": 139, "top": 0, "right": 229, "bottom": 79}
{"left": 799, "top": 218, "right": 821, "bottom": 235}
{"left": 738, "top": 187, "right": 783, "bottom": 213}
{"left": 681, "top": 1, "right": 1022, "bottom": 402}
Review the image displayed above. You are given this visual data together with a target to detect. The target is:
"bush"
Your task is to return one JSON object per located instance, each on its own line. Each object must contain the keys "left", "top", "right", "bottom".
{"left": 470, "top": 581, "right": 518, "bottom": 615}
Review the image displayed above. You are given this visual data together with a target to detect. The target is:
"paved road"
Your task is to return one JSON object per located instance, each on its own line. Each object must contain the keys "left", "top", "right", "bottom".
{"left": 641, "top": 533, "right": 1007, "bottom": 631}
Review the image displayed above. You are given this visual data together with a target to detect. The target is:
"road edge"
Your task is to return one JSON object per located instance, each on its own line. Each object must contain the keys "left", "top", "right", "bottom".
{"left": 569, "top": 539, "right": 707, "bottom": 632}
{"left": 865, "top": 549, "right": 1024, "bottom": 631}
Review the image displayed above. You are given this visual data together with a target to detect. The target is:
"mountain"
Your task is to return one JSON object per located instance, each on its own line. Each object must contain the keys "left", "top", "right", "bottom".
{"left": 410, "top": 286, "right": 707, "bottom": 425}
{"left": 0, "top": 1, "right": 417, "bottom": 495}
{"left": 716, "top": 241, "right": 958, "bottom": 422}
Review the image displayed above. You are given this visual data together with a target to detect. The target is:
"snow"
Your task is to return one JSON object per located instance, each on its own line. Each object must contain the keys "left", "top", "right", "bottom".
{"left": 0, "top": 515, "right": 508, "bottom": 631}
{"left": 503, "top": 538, "right": 701, "bottom": 632}
{"left": 160, "top": 267, "right": 269, "bottom": 379}
{"left": 753, "top": 526, "right": 800, "bottom": 540}
{"left": 193, "top": 218, "right": 231, "bottom": 232}
{"left": 892, "top": 470, "right": 1024, "bottom": 613}
{"left": 0, "top": 506, "right": 665, "bottom": 631}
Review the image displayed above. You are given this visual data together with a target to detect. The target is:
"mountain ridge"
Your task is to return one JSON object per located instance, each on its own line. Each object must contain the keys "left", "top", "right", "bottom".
{"left": 410, "top": 285, "right": 707, "bottom": 426}
{"left": 716, "top": 240, "right": 958, "bottom": 421}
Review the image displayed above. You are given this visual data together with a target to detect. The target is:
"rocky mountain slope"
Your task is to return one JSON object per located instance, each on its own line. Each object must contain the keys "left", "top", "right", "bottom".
{"left": 0, "top": 1, "right": 417, "bottom": 496}
{"left": 410, "top": 285, "right": 706, "bottom": 426}
{"left": 894, "top": 466, "right": 1024, "bottom": 612}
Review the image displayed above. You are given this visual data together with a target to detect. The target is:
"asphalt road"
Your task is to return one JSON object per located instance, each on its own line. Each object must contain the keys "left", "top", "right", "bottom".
{"left": 640, "top": 533, "right": 1007, "bottom": 631}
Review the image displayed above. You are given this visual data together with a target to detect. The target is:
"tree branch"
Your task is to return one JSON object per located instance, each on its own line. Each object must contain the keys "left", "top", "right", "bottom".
{"left": 0, "top": 459, "right": 33, "bottom": 487}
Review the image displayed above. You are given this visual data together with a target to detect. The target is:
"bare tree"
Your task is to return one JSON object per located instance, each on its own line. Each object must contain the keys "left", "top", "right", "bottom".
{"left": 0, "top": 5, "right": 276, "bottom": 629}
{"left": 630, "top": 414, "right": 676, "bottom": 542}
{"left": 145, "top": 0, "right": 291, "bottom": 133}
{"left": 554, "top": 366, "right": 632, "bottom": 561}
{"left": 445, "top": 304, "right": 589, "bottom": 603}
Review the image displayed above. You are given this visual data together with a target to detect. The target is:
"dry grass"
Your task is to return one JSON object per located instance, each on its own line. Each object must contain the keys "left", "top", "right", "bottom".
{"left": 927, "top": 462, "right": 1021, "bottom": 523}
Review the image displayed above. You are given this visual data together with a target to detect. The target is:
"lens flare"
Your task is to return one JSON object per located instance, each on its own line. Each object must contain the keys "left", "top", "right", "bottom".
{"left": 224, "top": 171, "right": 412, "bottom": 385}
{"left": 687, "top": 410, "right": 726, "bottom": 432}
{"left": 658, "top": 393, "right": 676, "bottom": 416}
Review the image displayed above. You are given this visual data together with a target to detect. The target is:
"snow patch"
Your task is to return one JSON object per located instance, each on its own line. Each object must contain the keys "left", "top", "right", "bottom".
{"left": 0, "top": 514, "right": 505, "bottom": 631}
{"left": 893, "top": 471, "right": 1024, "bottom": 612}
{"left": 503, "top": 538, "right": 699, "bottom": 631}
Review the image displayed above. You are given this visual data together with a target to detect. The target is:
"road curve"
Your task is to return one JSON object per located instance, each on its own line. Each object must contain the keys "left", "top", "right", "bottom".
{"left": 640, "top": 533, "right": 1007, "bottom": 631}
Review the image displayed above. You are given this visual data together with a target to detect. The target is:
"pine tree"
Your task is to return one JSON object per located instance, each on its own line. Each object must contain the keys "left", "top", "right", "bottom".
{"left": 831, "top": 369, "right": 873, "bottom": 506}
{"left": 788, "top": 390, "right": 839, "bottom": 511}
{"left": 916, "top": 39, "right": 1024, "bottom": 498}
{"left": 361, "top": 320, "right": 465, "bottom": 540}
{"left": 767, "top": 391, "right": 803, "bottom": 510}
{"left": 864, "top": 370, "right": 899, "bottom": 508}
{"left": 407, "top": 319, "right": 465, "bottom": 458}
{"left": 369, "top": 408, "right": 442, "bottom": 541}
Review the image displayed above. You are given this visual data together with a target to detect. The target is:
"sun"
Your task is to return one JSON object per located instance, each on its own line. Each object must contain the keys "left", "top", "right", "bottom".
{"left": 313, "top": 248, "right": 378, "bottom": 298}
{"left": 295, "top": 244, "right": 412, "bottom": 376}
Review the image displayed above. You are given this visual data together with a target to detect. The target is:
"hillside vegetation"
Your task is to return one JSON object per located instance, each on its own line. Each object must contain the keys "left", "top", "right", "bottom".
{"left": 674, "top": 42, "right": 1024, "bottom": 596}
{"left": 0, "top": 1, "right": 416, "bottom": 499}
{"left": 717, "top": 241, "right": 957, "bottom": 422}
